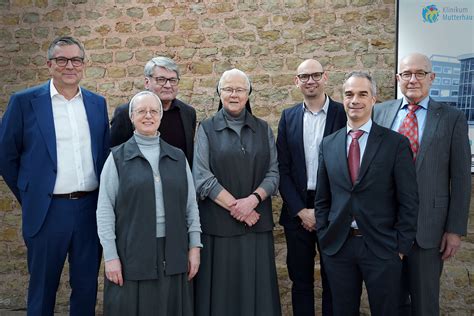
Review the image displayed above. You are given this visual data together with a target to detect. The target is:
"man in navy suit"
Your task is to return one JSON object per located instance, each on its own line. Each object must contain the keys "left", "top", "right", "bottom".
{"left": 0, "top": 36, "right": 110, "bottom": 315}
{"left": 315, "top": 72, "right": 418, "bottom": 316}
{"left": 277, "top": 59, "right": 346, "bottom": 316}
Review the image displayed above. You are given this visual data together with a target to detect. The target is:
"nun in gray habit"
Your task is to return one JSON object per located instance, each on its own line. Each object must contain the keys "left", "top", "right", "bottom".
{"left": 192, "top": 69, "right": 281, "bottom": 316}
{"left": 96, "top": 91, "right": 202, "bottom": 316}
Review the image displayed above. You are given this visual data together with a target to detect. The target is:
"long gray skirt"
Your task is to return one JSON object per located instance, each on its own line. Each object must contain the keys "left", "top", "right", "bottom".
{"left": 195, "top": 232, "right": 281, "bottom": 316}
{"left": 103, "top": 238, "right": 193, "bottom": 316}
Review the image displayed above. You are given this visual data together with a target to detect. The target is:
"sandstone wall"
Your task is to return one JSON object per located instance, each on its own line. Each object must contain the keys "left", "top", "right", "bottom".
{"left": 0, "top": 0, "right": 472, "bottom": 315}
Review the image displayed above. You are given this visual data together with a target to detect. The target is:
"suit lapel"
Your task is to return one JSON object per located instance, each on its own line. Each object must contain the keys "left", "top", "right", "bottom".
{"left": 323, "top": 99, "right": 336, "bottom": 137}
{"left": 177, "top": 100, "right": 192, "bottom": 153}
{"left": 294, "top": 103, "right": 305, "bottom": 164}
{"left": 416, "top": 99, "right": 442, "bottom": 171}
{"left": 31, "top": 83, "right": 57, "bottom": 166}
{"left": 357, "top": 124, "right": 384, "bottom": 185}
{"left": 334, "top": 129, "right": 352, "bottom": 186}
{"left": 82, "top": 89, "right": 99, "bottom": 170}
{"left": 384, "top": 99, "right": 402, "bottom": 128}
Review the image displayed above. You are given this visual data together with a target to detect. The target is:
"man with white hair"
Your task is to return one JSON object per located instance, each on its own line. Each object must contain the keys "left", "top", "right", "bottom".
{"left": 374, "top": 52, "right": 471, "bottom": 316}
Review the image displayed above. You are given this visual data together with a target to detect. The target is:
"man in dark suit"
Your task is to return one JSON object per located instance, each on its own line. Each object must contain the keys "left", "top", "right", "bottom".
{"left": 110, "top": 56, "right": 196, "bottom": 165}
{"left": 373, "top": 53, "right": 471, "bottom": 316}
{"left": 277, "top": 59, "right": 346, "bottom": 316}
{"left": 315, "top": 72, "right": 418, "bottom": 316}
{"left": 0, "top": 36, "right": 110, "bottom": 315}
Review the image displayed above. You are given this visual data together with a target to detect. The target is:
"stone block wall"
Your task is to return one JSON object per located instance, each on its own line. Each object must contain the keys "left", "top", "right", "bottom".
{"left": 0, "top": 0, "right": 472, "bottom": 315}
{"left": 0, "top": 0, "right": 398, "bottom": 118}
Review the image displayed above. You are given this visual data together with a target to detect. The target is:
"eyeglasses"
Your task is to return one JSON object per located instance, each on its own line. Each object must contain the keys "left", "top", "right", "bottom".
{"left": 221, "top": 87, "right": 248, "bottom": 95}
{"left": 297, "top": 72, "right": 324, "bottom": 83}
{"left": 150, "top": 76, "right": 180, "bottom": 86}
{"left": 49, "top": 57, "right": 84, "bottom": 67}
{"left": 134, "top": 109, "right": 161, "bottom": 117}
{"left": 398, "top": 71, "right": 431, "bottom": 81}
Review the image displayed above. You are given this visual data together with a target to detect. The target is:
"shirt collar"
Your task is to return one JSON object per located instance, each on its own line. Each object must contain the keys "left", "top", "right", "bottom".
{"left": 49, "top": 79, "right": 82, "bottom": 100}
{"left": 302, "top": 95, "right": 329, "bottom": 115}
{"left": 347, "top": 119, "right": 372, "bottom": 135}
{"left": 401, "top": 95, "right": 429, "bottom": 110}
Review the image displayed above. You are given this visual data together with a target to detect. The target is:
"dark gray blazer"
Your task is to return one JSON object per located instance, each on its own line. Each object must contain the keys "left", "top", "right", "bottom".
{"left": 373, "top": 98, "right": 471, "bottom": 249}
{"left": 315, "top": 123, "right": 418, "bottom": 259}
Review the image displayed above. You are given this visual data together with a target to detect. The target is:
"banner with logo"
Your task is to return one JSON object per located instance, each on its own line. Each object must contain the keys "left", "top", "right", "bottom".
{"left": 397, "top": 0, "right": 474, "bottom": 171}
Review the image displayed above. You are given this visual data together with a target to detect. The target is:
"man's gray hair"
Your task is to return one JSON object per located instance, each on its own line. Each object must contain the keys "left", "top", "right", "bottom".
{"left": 343, "top": 71, "right": 377, "bottom": 96}
{"left": 128, "top": 91, "right": 163, "bottom": 119}
{"left": 144, "top": 56, "right": 180, "bottom": 78}
{"left": 217, "top": 68, "right": 251, "bottom": 95}
{"left": 47, "top": 36, "right": 85, "bottom": 60}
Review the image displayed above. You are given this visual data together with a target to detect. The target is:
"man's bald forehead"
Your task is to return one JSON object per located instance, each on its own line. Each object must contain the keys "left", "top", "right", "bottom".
{"left": 399, "top": 53, "right": 432, "bottom": 72}
{"left": 297, "top": 59, "right": 323, "bottom": 73}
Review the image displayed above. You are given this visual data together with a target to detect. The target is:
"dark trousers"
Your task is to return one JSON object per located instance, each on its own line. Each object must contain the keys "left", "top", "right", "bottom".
{"left": 398, "top": 243, "right": 443, "bottom": 316}
{"left": 323, "top": 235, "right": 402, "bottom": 316}
{"left": 24, "top": 192, "right": 101, "bottom": 316}
{"left": 283, "top": 190, "right": 333, "bottom": 316}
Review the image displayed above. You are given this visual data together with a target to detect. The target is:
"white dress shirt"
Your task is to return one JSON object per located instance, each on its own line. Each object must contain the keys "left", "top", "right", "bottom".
{"left": 391, "top": 96, "right": 429, "bottom": 143}
{"left": 346, "top": 119, "right": 372, "bottom": 229}
{"left": 303, "top": 96, "right": 329, "bottom": 191}
{"left": 346, "top": 119, "right": 372, "bottom": 161}
{"left": 50, "top": 81, "right": 98, "bottom": 193}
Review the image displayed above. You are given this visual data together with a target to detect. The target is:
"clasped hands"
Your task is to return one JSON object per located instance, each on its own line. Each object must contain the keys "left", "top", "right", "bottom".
{"left": 229, "top": 195, "right": 260, "bottom": 226}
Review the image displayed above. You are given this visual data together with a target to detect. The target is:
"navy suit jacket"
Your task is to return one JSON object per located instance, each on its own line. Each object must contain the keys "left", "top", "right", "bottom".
{"left": 315, "top": 123, "right": 418, "bottom": 259}
{"left": 277, "top": 98, "right": 346, "bottom": 229}
{"left": 0, "top": 81, "right": 110, "bottom": 237}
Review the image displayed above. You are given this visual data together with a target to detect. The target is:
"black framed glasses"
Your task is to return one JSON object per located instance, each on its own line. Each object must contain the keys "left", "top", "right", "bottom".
{"left": 49, "top": 57, "right": 84, "bottom": 67}
{"left": 150, "top": 76, "right": 180, "bottom": 86}
{"left": 297, "top": 72, "right": 324, "bottom": 83}
{"left": 398, "top": 71, "right": 431, "bottom": 81}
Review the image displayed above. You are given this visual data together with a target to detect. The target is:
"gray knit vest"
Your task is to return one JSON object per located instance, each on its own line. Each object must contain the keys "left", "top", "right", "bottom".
{"left": 199, "top": 110, "right": 274, "bottom": 236}
{"left": 112, "top": 137, "right": 188, "bottom": 279}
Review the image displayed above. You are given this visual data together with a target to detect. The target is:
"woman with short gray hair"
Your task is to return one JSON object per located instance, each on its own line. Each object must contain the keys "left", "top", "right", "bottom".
{"left": 97, "top": 91, "right": 202, "bottom": 316}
